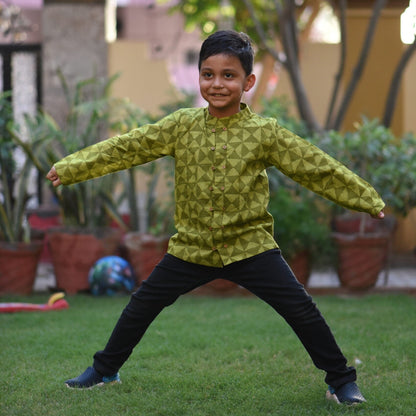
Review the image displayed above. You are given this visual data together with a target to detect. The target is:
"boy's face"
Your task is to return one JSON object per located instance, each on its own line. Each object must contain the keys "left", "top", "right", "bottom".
{"left": 199, "top": 53, "right": 256, "bottom": 118}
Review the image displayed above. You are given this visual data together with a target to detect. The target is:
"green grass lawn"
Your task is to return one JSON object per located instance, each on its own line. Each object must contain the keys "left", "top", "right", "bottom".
{"left": 1, "top": 292, "right": 415, "bottom": 416}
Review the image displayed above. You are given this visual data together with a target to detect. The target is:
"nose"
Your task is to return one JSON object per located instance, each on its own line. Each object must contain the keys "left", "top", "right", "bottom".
{"left": 212, "top": 76, "right": 223, "bottom": 88}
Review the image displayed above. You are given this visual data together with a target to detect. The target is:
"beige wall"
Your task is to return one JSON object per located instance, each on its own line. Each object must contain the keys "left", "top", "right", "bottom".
{"left": 404, "top": 47, "right": 416, "bottom": 134}
{"left": 396, "top": 47, "right": 416, "bottom": 252}
{"left": 272, "top": 8, "right": 416, "bottom": 138}
{"left": 108, "top": 40, "right": 181, "bottom": 116}
{"left": 273, "top": 43, "right": 340, "bottom": 127}
{"left": 343, "top": 8, "right": 405, "bottom": 136}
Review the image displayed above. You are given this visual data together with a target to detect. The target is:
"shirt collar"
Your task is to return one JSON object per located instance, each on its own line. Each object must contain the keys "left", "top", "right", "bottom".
{"left": 204, "top": 103, "right": 252, "bottom": 127}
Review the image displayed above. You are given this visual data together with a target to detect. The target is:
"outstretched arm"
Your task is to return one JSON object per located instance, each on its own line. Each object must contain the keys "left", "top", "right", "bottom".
{"left": 268, "top": 124, "right": 386, "bottom": 217}
{"left": 48, "top": 110, "right": 181, "bottom": 187}
{"left": 46, "top": 166, "right": 62, "bottom": 187}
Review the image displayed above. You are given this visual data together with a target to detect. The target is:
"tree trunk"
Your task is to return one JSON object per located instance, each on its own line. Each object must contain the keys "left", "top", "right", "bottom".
{"left": 326, "top": 0, "right": 347, "bottom": 129}
{"left": 383, "top": 37, "right": 416, "bottom": 127}
{"left": 331, "top": 0, "right": 387, "bottom": 130}
{"left": 277, "top": 0, "right": 322, "bottom": 132}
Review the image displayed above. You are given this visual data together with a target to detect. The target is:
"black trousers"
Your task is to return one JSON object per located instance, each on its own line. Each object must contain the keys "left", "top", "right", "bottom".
{"left": 93, "top": 249, "right": 356, "bottom": 388}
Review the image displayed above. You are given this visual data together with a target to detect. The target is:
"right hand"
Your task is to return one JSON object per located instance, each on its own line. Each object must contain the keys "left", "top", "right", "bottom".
{"left": 371, "top": 210, "right": 385, "bottom": 219}
{"left": 46, "top": 166, "right": 62, "bottom": 187}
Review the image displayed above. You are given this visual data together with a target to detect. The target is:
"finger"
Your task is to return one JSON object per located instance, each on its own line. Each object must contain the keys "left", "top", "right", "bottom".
{"left": 46, "top": 166, "right": 57, "bottom": 180}
{"left": 52, "top": 178, "right": 62, "bottom": 187}
{"left": 372, "top": 211, "right": 384, "bottom": 219}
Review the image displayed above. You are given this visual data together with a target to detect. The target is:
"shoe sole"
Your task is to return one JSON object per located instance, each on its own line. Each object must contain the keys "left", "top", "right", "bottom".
{"left": 325, "top": 390, "right": 365, "bottom": 405}
{"left": 65, "top": 380, "right": 121, "bottom": 390}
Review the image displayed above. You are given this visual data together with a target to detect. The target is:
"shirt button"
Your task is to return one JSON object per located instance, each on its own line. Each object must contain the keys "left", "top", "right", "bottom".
{"left": 212, "top": 247, "right": 217, "bottom": 251}
{"left": 223, "top": 244, "right": 228, "bottom": 248}
{"left": 222, "top": 165, "right": 226, "bottom": 169}
{"left": 211, "top": 128, "right": 216, "bottom": 133}
{"left": 222, "top": 127, "right": 227, "bottom": 131}
{"left": 222, "top": 207, "right": 226, "bottom": 211}
{"left": 209, "top": 207, "right": 214, "bottom": 211}
{"left": 210, "top": 146, "right": 216, "bottom": 151}
{"left": 209, "top": 226, "right": 213, "bottom": 231}
{"left": 220, "top": 186, "right": 225, "bottom": 191}
{"left": 222, "top": 145, "right": 227, "bottom": 150}
{"left": 209, "top": 186, "right": 214, "bottom": 191}
{"left": 211, "top": 166, "right": 216, "bottom": 170}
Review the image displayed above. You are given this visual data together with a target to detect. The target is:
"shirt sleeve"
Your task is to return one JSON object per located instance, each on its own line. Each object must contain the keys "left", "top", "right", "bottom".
{"left": 266, "top": 122, "right": 385, "bottom": 217}
{"left": 54, "top": 111, "right": 180, "bottom": 185}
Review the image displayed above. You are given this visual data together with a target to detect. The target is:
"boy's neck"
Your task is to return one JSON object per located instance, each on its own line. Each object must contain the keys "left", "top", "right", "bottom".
{"left": 208, "top": 103, "right": 243, "bottom": 119}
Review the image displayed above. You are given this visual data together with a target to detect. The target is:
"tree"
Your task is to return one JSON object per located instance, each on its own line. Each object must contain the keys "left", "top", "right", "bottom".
{"left": 174, "top": 0, "right": 416, "bottom": 133}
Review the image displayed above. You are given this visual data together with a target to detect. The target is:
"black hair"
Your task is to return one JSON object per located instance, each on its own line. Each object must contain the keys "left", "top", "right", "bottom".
{"left": 198, "top": 30, "right": 254, "bottom": 76}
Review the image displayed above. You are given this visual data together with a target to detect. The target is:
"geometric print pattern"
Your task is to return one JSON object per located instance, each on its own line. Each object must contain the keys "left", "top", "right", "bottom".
{"left": 55, "top": 104, "right": 385, "bottom": 268}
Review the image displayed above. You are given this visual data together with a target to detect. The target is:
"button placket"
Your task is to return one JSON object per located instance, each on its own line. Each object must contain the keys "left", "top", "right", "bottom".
{"left": 213, "top": 124, "right": 229, "bottom": 251}
{"left": 207, "top": 120, "right": 229, "bottom": 253}
{"left": 216, "top": 124, "right": 228, "bottom": 215}
{"left": 208, "top": 121, "right": 220, "bottom": 225}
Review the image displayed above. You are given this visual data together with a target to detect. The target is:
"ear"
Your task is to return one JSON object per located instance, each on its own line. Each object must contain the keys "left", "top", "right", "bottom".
{"left": 244, "top": 74, "right": 256, "bottom": 92}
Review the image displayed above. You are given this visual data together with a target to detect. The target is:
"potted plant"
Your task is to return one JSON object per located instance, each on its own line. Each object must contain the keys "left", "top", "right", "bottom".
{"left": 12, "top": 74, "right": 130, "bottom": 294}
{"left": 313, "top": 118, "right": 416, "bottom": 289}
{"left": 0, "top": 92, "right": 43, "bottom": 295}
{"left": 267, "top": 170, "right": 334, "bottom": 286}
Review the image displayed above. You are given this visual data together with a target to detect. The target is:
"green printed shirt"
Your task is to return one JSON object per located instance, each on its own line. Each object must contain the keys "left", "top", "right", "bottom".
{"left": 55, "top": 104, "right": 385, "bottom": 267}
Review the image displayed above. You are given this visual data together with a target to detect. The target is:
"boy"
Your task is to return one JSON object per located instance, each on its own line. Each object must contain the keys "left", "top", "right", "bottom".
{"left": 47, "top": 30, "right": 384, "bottom": 404}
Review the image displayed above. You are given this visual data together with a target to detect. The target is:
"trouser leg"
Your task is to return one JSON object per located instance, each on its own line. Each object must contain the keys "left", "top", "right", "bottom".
{"left": 93, "top": 254, "right": 213, "bottom": 376}
{"left": 227, "top": 249, "right": 356, "bottom": 388}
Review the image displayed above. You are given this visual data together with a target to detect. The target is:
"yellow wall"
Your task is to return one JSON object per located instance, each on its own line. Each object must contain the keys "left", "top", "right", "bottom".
{"left": 396, "top": 49, "right": 416, "bottom": 252}
{"left": 343, "top": 8, "right": 405, "bottom": 135}
{"left": 108, "top": 40, "right": 176, "bottom": 203}
{"left": 108, "top": 40, "right": 180, "bottom": 116}
{"left": 273, "top": 8, "right": 416, "bottom": 137}
{"left": 273, "top": 43, "right": 340, "bottom": 126}
{"left": 404, "top": 46, "right": 416, "bottom": 134}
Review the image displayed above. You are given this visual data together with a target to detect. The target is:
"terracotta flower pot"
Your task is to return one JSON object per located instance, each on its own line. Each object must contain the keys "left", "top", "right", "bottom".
{"left": 48, "top": 228, "right": 122, "bottom": 294}
{"left": 333, "top": 215, "right": 379, "bottom": 234}
{"left": 0, "top": 241, "right": 43, "bottom": 295}
{"left": 288, "top": 250, "right": 311, "bottom": 286}
{"left": 123, "top": 233, "right": 170, "bottom": 285}
{"left": 333, "top": 232, "right": 390, "bottom": 290}
{"left": 27, "top": 208, "right": 61, "bottom": 262}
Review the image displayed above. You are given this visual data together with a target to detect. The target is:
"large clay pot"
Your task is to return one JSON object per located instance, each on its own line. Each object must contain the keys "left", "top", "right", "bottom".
{"left": 288, "top": 250, "right": 311, "bottom": 286}
{"left": 0, "top": 241, "right": 43, "bottom": 295}
{"left": 27, "top": 208, "right": 61, "bottom": 262}
{"left": 48, "top": 228, "right": 122, "bottom": 294}
{"left": 333, "top": 232, "right": 390, "bottom": 290}
{"left": 123, "top": 233, "right": 170, "bottom": 285}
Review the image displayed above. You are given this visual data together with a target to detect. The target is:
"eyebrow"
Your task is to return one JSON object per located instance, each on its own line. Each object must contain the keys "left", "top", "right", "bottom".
{"left": 200, "top": 66, "right": 238, "bottom": 73}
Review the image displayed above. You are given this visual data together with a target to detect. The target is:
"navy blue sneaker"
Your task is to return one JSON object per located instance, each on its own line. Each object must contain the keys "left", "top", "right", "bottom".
{"left": 65, "top": 366, "right": 121, "bottom": 389}
{"left": 326, "top": 382, "right": 366, "bottom": 405}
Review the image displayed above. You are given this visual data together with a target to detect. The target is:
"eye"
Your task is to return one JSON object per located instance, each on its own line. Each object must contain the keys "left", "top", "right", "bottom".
{"left": 202, "top": 71, "right": 212, "bottom": 78}
{"left": 224, "top": 73, "right": 234, "bottom": 79}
